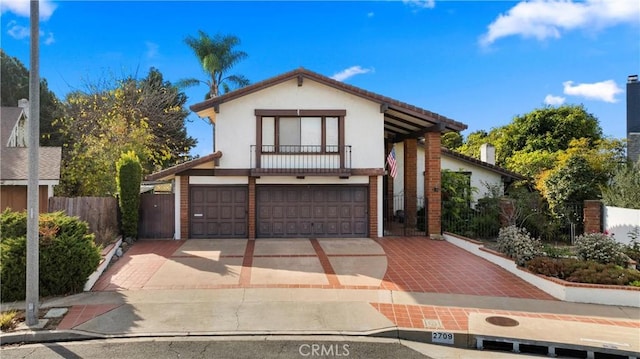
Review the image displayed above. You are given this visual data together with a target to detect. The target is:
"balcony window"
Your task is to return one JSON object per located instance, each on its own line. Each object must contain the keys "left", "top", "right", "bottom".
{"left": 259, "top": 112, "right": 342, "bottom": 154}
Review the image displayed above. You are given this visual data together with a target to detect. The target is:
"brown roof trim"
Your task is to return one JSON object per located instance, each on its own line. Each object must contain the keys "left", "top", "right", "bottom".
{"left": 145, "top": 151, "right": 222, "bottom": 181}
{"left": 190, "top": 68, "right": 467, "bottom": 132}
{"left": 441, "top": 147, "right": 527, "bottom": 181}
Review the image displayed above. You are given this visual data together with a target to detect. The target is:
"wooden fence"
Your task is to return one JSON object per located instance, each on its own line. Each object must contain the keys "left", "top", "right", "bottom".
{"left": 49, "top": 197, "right": 119, "bottom": 241}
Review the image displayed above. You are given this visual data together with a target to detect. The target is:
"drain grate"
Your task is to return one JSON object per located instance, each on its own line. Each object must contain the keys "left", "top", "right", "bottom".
{"left": 485, "top": 316, "right": 519, "bottom": 327}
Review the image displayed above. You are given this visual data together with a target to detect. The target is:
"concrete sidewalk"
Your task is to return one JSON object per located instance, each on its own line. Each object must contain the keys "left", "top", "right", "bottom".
{"left": 3, "top": 288, "right": 639, "bottom": 357}
{"left": 2, "top": 238, "right": 639, "bottom": 358}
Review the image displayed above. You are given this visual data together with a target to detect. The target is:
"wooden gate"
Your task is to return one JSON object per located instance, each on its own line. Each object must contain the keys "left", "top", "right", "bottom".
{"left": 138, "top": 193, "right": 174, "bottom": 239}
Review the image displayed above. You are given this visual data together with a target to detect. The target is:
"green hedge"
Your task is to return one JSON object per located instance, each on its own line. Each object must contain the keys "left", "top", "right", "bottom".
{"left": 116, "top": 151, "right": 142, "bottom": 239}
{"left": 0, "top": 210, "right": 101, "bottom": 302}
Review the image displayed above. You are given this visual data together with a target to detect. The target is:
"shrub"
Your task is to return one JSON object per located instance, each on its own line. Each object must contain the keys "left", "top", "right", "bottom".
{"left": 623, "top": 239, "right": 640, "bottom": 267}
{"left": 526, "top": 257, "right": 640, "bottom": 286}
{"left": 574, "top": 232, "right": 628, "bottom": 266}
{"left": 497, "top": 225, "right": 542, "bottom": 266}
{"left": 0, "top": 211, "right": 101, "bottom": 302}
{"left": 116, "top": 151, "right": 142, "bottom": 239}
{"left": 0, "top": 310, "right": 18, "bottom": 331}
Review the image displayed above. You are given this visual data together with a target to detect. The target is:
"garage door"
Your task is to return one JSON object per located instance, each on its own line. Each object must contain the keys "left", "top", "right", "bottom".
{"left": 257, "top": 185, "right": 368, "bottom": 238}
{"left": 190, "top": 186, "right": 247, "bottom": 238}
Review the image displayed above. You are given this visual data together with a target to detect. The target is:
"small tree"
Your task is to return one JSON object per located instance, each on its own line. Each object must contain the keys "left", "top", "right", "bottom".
{"left": 116, "top": 151, "right": 142, "bottom": 239}
{"left": 601, "top": 160, "right": 640, "bottom": 209}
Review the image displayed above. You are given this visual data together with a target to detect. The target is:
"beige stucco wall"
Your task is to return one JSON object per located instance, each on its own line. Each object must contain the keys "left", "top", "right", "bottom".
{"left": 214, "top": 78, "right": 385, "bottom": 170}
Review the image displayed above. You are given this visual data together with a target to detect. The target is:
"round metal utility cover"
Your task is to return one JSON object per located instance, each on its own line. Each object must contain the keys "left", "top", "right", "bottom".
{"left": 485, "top": 316, "right": 519, "bottom": 327}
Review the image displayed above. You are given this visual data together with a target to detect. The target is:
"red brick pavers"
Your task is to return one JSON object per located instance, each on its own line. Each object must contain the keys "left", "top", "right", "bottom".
{"left": 92, "top": 240, "right": 184, "bottom": 291}
{"left": 56, "top": 304, "right": 121, "bottom": 330}
{"left": 369, "top": 303, "right": 640, "bottom": 331}
{"left": 376, "top": 237, "right": 555, "bottom": 300}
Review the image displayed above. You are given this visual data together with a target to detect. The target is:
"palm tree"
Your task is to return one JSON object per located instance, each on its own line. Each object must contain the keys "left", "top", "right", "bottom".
{"left": 179, "top": 31, "right": 249, "bottom": 99}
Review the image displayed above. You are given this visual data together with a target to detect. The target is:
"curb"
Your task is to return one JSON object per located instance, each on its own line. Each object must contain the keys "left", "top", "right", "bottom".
{"left": 0, "top": 330, "right": 102, "bottom": 345}
{"left": 3, "top": 328, "right": 638, "bottom": 358}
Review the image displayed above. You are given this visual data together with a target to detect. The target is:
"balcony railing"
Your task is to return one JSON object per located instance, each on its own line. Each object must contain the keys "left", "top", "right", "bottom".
{"left": 250, "top": 145, "right": 352, "bottom": 176}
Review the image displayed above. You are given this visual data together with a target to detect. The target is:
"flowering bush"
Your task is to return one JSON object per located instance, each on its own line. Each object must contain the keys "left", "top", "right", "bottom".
{"left": 574, "top": 232, "right": 628, "bottom": 266}
{"left": 497, "top": 225, "right": 542, "bottom": 266}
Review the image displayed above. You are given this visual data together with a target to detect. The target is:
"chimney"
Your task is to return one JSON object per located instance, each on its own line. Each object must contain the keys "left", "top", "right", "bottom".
{"left": 628, "top": 75, "right": 640, "bottom": 163}
{"left": 480, "top": 143, "right": 495, "bottom": 165}
{"left": 18, "top": 98, "right": 29, "bottom": 119}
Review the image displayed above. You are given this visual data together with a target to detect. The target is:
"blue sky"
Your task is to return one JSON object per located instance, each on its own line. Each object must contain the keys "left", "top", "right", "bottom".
{"left": 2, "top": 0, "right": 638, "bottom": 157}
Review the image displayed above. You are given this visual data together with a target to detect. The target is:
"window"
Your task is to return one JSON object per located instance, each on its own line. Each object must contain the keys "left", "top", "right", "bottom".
{"left": 257, "top": 110, "right": 344, "bottom": 153}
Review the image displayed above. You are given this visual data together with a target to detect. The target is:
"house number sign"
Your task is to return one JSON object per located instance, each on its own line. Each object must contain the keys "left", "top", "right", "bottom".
{"left": 431, "top": 332, "right": 455, "bottom": 344}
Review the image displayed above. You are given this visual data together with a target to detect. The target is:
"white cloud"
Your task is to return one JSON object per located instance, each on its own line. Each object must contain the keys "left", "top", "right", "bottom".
{"left": 330, "top": 66, "right": 374, "bottom": 82}
{"left": 562, "top": 80, "right": 623, "bottom": 103}
{"left": 480, "top": 0, "right": 640, "bottom": 46}
{"left": 7, "top": 20, "right": 55, "bottom": 45}
{"left": 544, "top": 94, "right": 566, "bottom": 106}
{"left": 7, "top": 20, "right": 29, "bottom": 39}
{"left": 0, "top": 0, "right": 57, "bottom": 20}
{"left": 146, "top": 41, "right": 159, "bottom": 59}
{"left": 403, "top": 0, "right": 435, "bottom": 9}
{"left": 44, "top": 32, "right": 55, "bottom": 45}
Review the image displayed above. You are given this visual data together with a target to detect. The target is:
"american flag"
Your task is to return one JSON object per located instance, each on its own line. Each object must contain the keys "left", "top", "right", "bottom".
{"left": 386, "top": 148, "right": 398, "bottom": 178}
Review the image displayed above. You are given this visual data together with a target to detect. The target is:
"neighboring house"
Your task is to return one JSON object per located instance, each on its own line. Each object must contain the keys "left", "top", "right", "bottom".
{"left": 0, "top": 100, "right": 62, "bottom": 213}
{"left": 147, "top": 68, "right": 467, "bottom": 239}
{"left": 391, "top": 142, "right": 526, "bottom": 204}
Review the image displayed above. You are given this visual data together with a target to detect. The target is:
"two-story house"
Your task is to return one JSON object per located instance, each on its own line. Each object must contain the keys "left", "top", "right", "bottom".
{"left": 147, "top": 68, "right": 470, "bottom": 239}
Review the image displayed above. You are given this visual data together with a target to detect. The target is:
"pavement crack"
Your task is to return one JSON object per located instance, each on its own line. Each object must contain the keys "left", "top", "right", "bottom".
{"left": 167, "top": 341, "right": 181, "bottom": 358}
{"left": 20, "top": 347, "right": 37, "bottom": 358}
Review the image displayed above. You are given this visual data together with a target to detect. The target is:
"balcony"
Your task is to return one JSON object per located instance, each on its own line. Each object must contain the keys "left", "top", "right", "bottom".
{"left": 250, "top": 145, "right": 352, "bottom": 176}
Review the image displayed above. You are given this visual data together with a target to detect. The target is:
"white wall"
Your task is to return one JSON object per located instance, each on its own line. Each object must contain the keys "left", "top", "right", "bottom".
{"left": 215, "top": 78, "right": 385, "bottom": 170}
{"left": 441, "top": 154, "right": 504, "bottom": 201}
{"left": 392, "top": 143, "right": 504, "bottom": 202}
{"left": 604, "top": 206, "right": 640, "bottom": 245}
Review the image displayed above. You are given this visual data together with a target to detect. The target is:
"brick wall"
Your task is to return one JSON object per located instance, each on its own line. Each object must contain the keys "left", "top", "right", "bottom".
{"left": 403, "top": 139, "right": 417, "bottom": 227}
{"left": 248, "top": 177, "right": 256, "bottom": 240}
{"left": 583, "top": 200, "right": 602, "bottom": 234}
{"left": 424, "top": 131, "right": 441, "bottom": 236}
{"left": 369, "top": 175, "right": 378, "bottom": 239}
{"left": 180, "top": 175, "right": 189, "bottom": 239}
{"left": 499, "top": 198, "right": 516, "bottom": 227}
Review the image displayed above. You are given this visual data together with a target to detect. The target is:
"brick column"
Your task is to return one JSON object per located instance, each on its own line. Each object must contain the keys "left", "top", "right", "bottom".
{"left": 369, "top": 175, "right": 378, "bottom": 239}
{"left": 248, "top": 177, "right": 256, "bottom": 240}
{"left": 583, "top": 200, "right": 602, "bottom": 234}
{"left": 424, "top": 131, "right": 441, "bottom": 237}
{"left": 404, "top": 139, "right": 417, "bottom": 229}
{"left": 180, "top": 175, "right": 189, "bottom": 239}
{"left": 499, "top": 198, "right": 516, "bottom": 227}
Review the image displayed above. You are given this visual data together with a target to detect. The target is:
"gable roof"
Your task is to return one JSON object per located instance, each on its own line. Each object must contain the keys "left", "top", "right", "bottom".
{"left": 146, "top": 152, "right": 223, "bottom": 181}
{"left": 441, "top": 147, "right": 527, "bottom": 181}
{"left": 0, "top": 105, "right": 62, "bottom": 182}
{"left": 0, "top": 147, "right": 62, "bottom": 181}
{"left": 190, "top": 68, "right": 468, "bottom": 139}
{"left": 1, "top": 106, "right": 24, "bottom": 145}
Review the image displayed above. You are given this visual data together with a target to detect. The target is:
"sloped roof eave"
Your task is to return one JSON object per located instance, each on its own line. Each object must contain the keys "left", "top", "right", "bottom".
{"left": 441, "top": 147, "right": 527, "bottom": 181}
{"left": 189, "top": 68, "right": 468, "bottom": 133}
{"left": 145, "top": 151, "right": 223, "bottom": 181}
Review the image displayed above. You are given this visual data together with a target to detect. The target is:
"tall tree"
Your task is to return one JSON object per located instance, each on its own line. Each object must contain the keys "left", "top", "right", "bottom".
{"left": 0, "top": 50, "right": 63, "bottom": 146}
{"left": 179, "top": 31, "right": 249, "bottom": 98}
{"left": 56, "top": 68, "right": 196, "bottom": 196}
{"left": 456, "top": 105, "right": 603, "bottom": 170}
